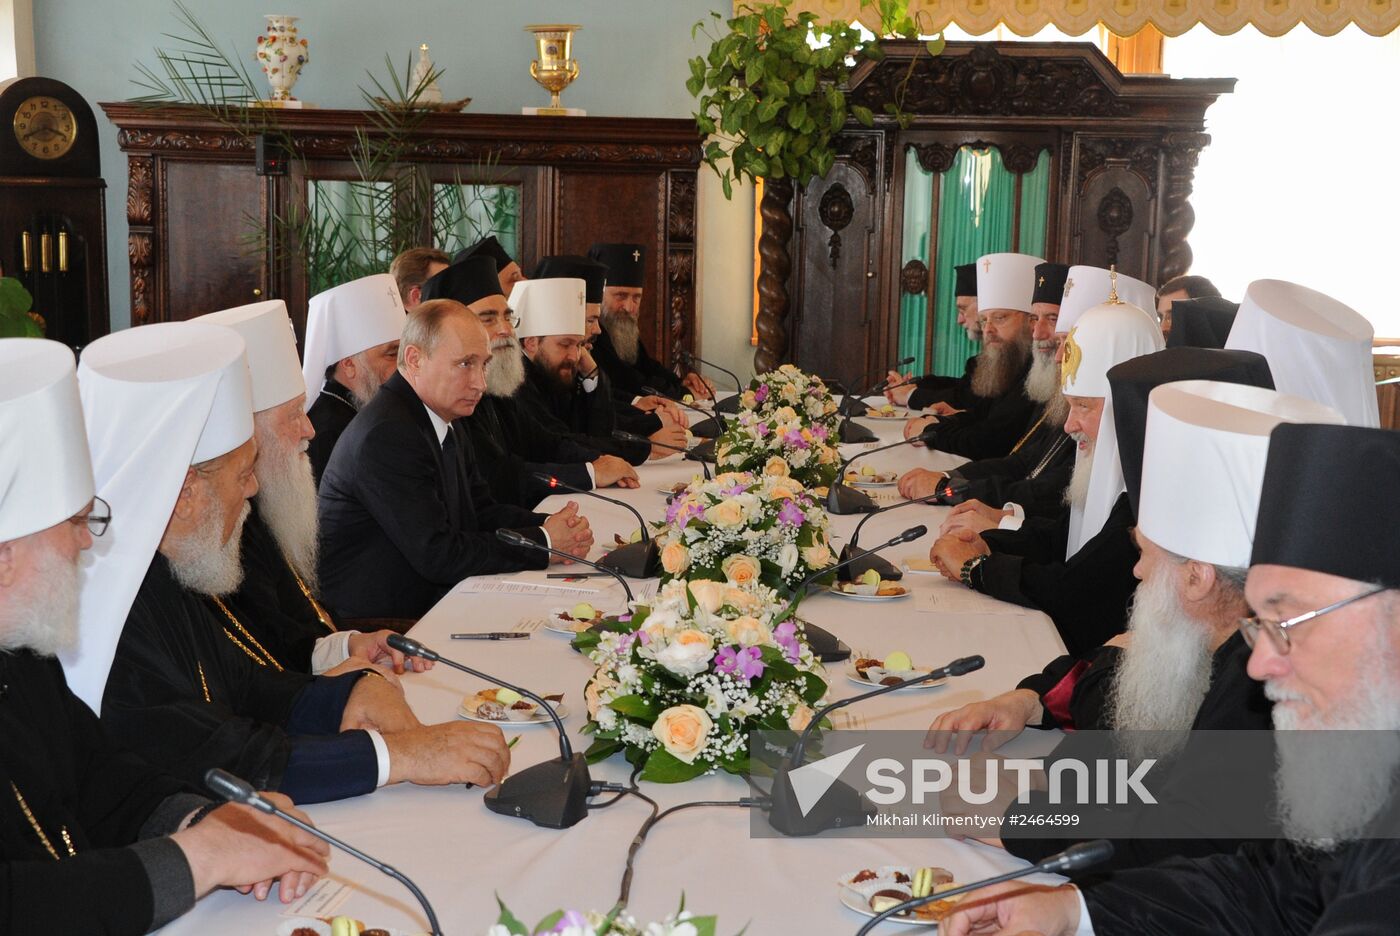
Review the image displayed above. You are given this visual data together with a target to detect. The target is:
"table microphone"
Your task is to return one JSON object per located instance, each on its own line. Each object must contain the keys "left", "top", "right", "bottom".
{"left": 837, "top": 356, "right": 916, "bottom": 417}
{"left": 384, "top": 634, "right": 593, "bottom": 830}
{"left": 765, "top": 654, "right": 984, "bottom": 836}
{"left": 827, "top": 427, "right": 938, "bottom": 515}
{"left": 853, "top": 839, "right": 1115, "bottom": 935}
{"left": 837, "top": 491, "right": 945, "bottom": 582}
{"left": 205, "top": 768, "right": 443, "bottom": 935}
{"left": 613, "top": 429, "right": 712, "bottom": 480}
{"left": 529, "top": 472, "right": 657, "bottom": 579}
{"left": 680, "top": 350, "right": 744, "bottom": 414}
{"left": 642, "top": 384, "right": 725, "bottom": 437}
{"left": 495, "top": 528, "right": 634, "bottom": 603}
{"left": 817, "top": 376, "right": 877, "bottom": 444}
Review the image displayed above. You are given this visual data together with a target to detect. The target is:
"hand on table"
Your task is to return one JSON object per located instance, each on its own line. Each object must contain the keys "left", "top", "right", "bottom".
{"left": 926, "top": 401, "right": 963, "bottom": 417}
{"left": 321, "top": 658, "right": 402, "bottom": 687}
{"left": 648, "top": 424, "right": 690, "bottom": 459}
{"left": 542, "top": 501, "right": 594, "bottom": 562}
{"left": 885, "top": 377, "right": 916, "bottom": 406}
{"left": 940, "top": 500, "right": 1011, "bottom": 537}
{"left": 930, "top": 528, "right": 990, "bottom": 582}
{"left": 941, "top": 881, "right": 1083, "bottom": 936}
{"left": 925, "top": 688, "right": 1043, "bottom": 755}
{"left": 385, "top": 721, "right": 511, "bottom": 786}
{"left": 593, "top": 454, "right": 640, "bottom": 489}
{"left": 345, "top": 630, "right": 433, "bottom": 675}
{"left": 635, "top": 394, "right": 686, "bottom": 426}
{"left": 173, "top": 793, "right": 329, "bottom": 902}
{"left": 904, "top": 415, "right": 939, "bottom": 445}
{"left": 340, "top": 669, "right": 422, "bottom": 734}
{"left": 898, "top": 468, "right": 948, "bottom": 501}
{"left": 682, "top": 372, "right": 717, "bottom": 398}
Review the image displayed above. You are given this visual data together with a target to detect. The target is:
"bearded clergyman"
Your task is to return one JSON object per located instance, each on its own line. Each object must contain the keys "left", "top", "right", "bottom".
{"left": 928, "top": 376, "right": 1342, "bottom": 875}
{"left": 885, "top": 262, "right": 981, "bottom": 409}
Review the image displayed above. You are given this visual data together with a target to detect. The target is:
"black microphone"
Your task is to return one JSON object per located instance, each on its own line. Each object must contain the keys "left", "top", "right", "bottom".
{"left": 384, "top": 635, "right": 593, "bottom": 830}
{"left": 613, "top": 429, "right": 712, "bottom": 480}
{"left": 205, "top": 768, "right": 443, "bottom": 935}
{"left": 765, "top": 654, "right": 984, "bottom": 837}
{"left": 817, "top": 376, "right": 878, "bottom": 444}
{"left": 837, "top": 491, "right": 945, "bottom": 582}
{"left": 784, "top": 524, "right": 927, "bottom": 612}
{"left": 642, "top": 383, "right": 726, "bottom": 437}
{"left": 496, "top": 528, "right": 634, "bottom": 603}
{"left": 528, "top": 472, "right": 658, "bottom": 579}
{"left": 681, "top": 350, "right": 744, "bottom": 414}
{"left": 827, "top": 428, "right": 937, "bottom": 515}
{"left": 853, "top": 840, "right": 1114, "bottom": 935}
{"left": 837, "top": 356, "right": 916, "bottom": 417}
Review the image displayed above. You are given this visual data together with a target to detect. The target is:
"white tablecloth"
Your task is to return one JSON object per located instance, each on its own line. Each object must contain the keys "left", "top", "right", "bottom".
{"left": 158, "top": 404, "right": 1069, "bottom": 935}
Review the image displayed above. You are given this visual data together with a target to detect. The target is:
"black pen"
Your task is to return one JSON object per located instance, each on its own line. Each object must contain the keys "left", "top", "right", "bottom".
{"left": 450, "top": 632, "right": 531, "bottom": 640}
{"left": 546, "top": 573, "right": 607, "bottom": 579}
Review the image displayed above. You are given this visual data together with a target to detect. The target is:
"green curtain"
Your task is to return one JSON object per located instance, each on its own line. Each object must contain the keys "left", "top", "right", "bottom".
{"left": 898, "top": 147, "right": 934, "bottom": 375}
{"left": 1016, "top": 150, "right": 1051, "bottom": 257}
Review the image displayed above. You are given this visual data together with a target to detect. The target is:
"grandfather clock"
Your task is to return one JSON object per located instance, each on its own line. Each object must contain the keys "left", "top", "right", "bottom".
{"left": 0, "top": 77, "right": 109, "bottom": 349}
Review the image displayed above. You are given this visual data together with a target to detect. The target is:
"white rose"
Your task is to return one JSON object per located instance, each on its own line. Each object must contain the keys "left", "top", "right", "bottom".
{"left": 653, "top": 629, "right": 715, "bottom": 677}
{"left": 778, "top": 542, "right": 800, "bottom": 576}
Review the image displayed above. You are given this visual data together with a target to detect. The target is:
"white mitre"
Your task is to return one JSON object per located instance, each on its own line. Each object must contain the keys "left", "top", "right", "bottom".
{"left": 0, "top": 339, "right": 94, "bottom": 542}
{"left": 198, "top": 299, "right": 304, "bottom": 413}
{"left": 62, "top": 322, "right": 253, "bottom": 712}
{"left": 302, "top": 274, "right": 406, "bottom": 412}
{"left": 975, "top": 253, "right": 1043, "bottom": 314}
{"left": 1224, "top": 278, "right": 1378, "bottom": 428}
{"left": 512, "top": 278, "right": 586, "bottom": 339}
{"left": 1056, "top": 266, "right": 1156, "bottom": 335}
{"left": 1139, "top": 380, "right": 1344, "bottom": 568}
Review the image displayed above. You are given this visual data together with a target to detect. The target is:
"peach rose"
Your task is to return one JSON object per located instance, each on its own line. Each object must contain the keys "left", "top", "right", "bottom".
{"left": 740, "top": 389, "right": 758, "bottom": 409}
{"left": 764, "top": 456, "right": 791, "bottom": 477}
{"left": 688, "top": 580, "right": 725, "bottom": 613}
{"left": 788, "top": 704, "right": 815, "bottom": 732}
{"left": 726, "top": 615, "right": 772, "bottom": 648}
{"left": 801, "top": 543, "right": 835, "bottom": 568}
{"left": 585, "top": 673, "right": 616, "bottom": 719}
{"left": 721, "top": 554, "right": 762, "bottom": 586}
{"left": 705, "top": 500, "right": 745, "bottom": 528}
{"left": 660, "top": 541, "right": 691, "bottom": 576}
{"left": 781, "top": 382, "right": 800, "bottom": 403}
{"left": 652, "top": 704, "right": 714, "bottom": 764}
{"left": 773, "top": 406, "right": 798, "bottom": 423}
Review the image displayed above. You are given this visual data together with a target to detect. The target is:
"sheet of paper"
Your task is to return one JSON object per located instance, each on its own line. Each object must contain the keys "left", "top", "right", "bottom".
{"left": 280, "top": 878, "right": 351, "bottom": 918}
{"left": 916, "top": 586, "right": 1035, "bottom": 617}
{"left": 455, "top": 579, "right": 600, "bottom": 597}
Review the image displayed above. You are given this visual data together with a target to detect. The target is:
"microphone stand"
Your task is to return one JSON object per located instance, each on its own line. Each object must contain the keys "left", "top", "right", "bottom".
{"left": 826, "top": 429, "right": 935, "bottom": 516}
{"left": 836, "top": 355, "right": 915, "bottom": 418}
{"left": 681, "top": 350, "right": 744, "bottom": 415}
{"left": 384, "top": 634, "right": 594, "bottom": 830}
{"left": 496, "top": 528, "right": 635, "bottom": 603}
{"left": 643, "top": 384, "right": 725, "bottom": 438}
{"left": 837, "top": 491, "right": 945, "bottom": 582}
{"left": 529, "top": 472, "right": 658, "bottom": 579}
{"left": 205, "top": 768, "right": 443, "bottom": 935}
{"left": 765, "top": 654, "right": 985, "bottom": 836}
{"left": 853, "top": 840, "right": 1115, "bottom": 935}
{"left": 818, "top": 376, "right": 877, "bottom": 444}
{"left": 613, "top": 429, "right": 712, "bottom": 480}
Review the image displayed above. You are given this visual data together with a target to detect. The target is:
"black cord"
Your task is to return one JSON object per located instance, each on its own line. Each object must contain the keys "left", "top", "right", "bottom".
{"left": 615, "top": 795, "right": 760, "bottom": 909}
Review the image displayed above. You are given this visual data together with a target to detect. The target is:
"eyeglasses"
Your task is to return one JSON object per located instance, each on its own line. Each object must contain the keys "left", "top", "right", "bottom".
{"left": 478, "top": 308, "right": 521, "bottom": 330}
{"left": 1238, "top": 584, "right": 1389, "bottom": 654}
{"left": 980, "top": 310, "right": 1025, "bottom": 329}
{"left": 68, "top": 496, "right": 111, "bottom": 537}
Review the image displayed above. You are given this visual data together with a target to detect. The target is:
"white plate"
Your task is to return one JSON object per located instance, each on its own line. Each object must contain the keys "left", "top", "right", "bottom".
{"left": 845, "top": 471, "right": 899, "bottom": 488}
{"left": 846, "top": 665, "right": 946, "bottom": 690}
{"left": 838, "top": 888, "right": 938, "bottom": 927}
{"left": 458, "top": 693, "right": 569, "bottom": 725}
{"left": 864, "top": 410, "right": 911, "bottom": 421}
{"left": 544, "top": 607, "right": 606, "bottom": 636}
{"left": 900, "top": 555, "right": 941, "bottom": 575}
{"left": 829, "top": 585, "right": 910, "bottom": 600}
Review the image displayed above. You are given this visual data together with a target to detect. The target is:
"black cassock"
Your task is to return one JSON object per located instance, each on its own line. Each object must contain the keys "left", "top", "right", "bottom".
{"left": 102, "top": 553, "right": 380, "bottom": 803}
{"left": 973, "top": 492, "right": 1138, "bottom": 657}
{"left": 923, "top": 359, "right": 1038, "bottom": 460}
{"left": 306, "top": 378, "right": 358, "bottom": 488}
{"left": 1002, "top": 632, "right": 1275, "bottom": 875}
{"left": 948, "top": 404, "right": 1074, "bottom": 520}
{"left": 1084, "top": 836, "right": 1400, "bottom": 935}
{"left": 516, "top": 356, "right": 651, "bottom": 466}
{"left": 1, "top": 651, "right": 205, "bottom": 933}
{"left": 591, "top": 325, "right": 685, "bottom": 401}
{"left": 908, "top": 354, "right": 977, "bottom": 410}
{"left": 318, "top": 371, "right": 548, "bottom": 620}
{"left": 463, "top": 392, "right": 598, "bottom": 508}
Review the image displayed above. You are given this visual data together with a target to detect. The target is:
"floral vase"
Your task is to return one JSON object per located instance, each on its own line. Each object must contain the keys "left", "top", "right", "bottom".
{"left": 255, "top": 15, "right": 309, "bottom": 103}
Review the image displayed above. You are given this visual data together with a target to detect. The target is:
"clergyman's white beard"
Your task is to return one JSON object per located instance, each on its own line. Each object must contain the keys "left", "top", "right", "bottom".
{"left": 1269, "top": 622, "right": 1400, "bottom": 850}
{"left": 254, "top": 430, "right": 320, "bottom": 591}
{"left": 963, "top": 323, "right": 981, "bottom": 343}
{"left": 345, "top": 351, "right": 387, "bottom": 408}
{"left": 1064, "top": 440, "right": 1094, "bottom": 508}
{"left": 485, "top": 336, "right": 527, "bottom": 398}
{"left": 1024, "top": 345, "right": 1060, "bottom": 404}
{"left": 0, "top": 541, "right": 79, "bottom": 658}
{"left": 605, "top": 310, "right": 641, "bottom": 365}
{"left": 1109, "top": 565, "right": 1215, "bottom": 761}
{"left": 168, "top": 500, "right": 251, "bottom": 597}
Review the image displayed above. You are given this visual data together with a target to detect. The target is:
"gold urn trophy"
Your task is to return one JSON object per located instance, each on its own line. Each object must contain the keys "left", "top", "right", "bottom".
{"left": 525, "top": 24, "right": 582, "bottom": 115}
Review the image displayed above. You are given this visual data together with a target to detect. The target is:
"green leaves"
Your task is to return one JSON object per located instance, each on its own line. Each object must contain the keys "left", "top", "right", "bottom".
{"left": 641, "top": 747, "right": 709, "bottom": 783}
{"left": 851, "top": 104, "right": 875, "bottom": 127}
{"left": 0, "top": 278, "right": 41, "bottom": 338}
{"left": 607, "top": 694, "right": 659, "bottom": 720}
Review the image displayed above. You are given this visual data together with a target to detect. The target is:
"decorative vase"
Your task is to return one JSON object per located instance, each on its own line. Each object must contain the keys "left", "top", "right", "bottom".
{"left": 525, "top": 24, "right": 581, "bottom": 114}
{"left": 255, "top": 15, "right": 309, "bottom": 104}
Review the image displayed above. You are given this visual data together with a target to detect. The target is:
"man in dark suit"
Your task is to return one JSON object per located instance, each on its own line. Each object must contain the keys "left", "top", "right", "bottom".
{"left": 317, "top": 299, "right": 594, "bottom": 620}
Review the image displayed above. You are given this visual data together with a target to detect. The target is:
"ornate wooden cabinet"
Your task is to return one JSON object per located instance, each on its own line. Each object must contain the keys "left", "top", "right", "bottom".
{"left": 101, "top": 105, "right": 701, "bottom": 366}
{"left": 756, "top": 41, "right": 1235, "bottom": 378}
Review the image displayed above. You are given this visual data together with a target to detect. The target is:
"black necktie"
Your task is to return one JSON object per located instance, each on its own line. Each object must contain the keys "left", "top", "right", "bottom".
{"left": 440, "top": 425, "right": 462, "bottom": 522}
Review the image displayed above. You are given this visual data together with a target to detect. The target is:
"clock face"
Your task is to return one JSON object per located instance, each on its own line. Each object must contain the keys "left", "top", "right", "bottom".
{"left": 13, "top": 96, "right": 78, "bottom": 160}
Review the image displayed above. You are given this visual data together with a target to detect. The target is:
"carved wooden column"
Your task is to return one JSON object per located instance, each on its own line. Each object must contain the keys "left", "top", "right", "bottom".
{"left": 665, "top": 170, "right": 698, "bottom": 365}
{"left": 1158, "top": 131, "right": 1210, "bottom": 284}
{"left": 125, "top": 154, "right": 155, "bottom": 326}
{"left": 754, "top": 176, "right": 794, "bottom": 373}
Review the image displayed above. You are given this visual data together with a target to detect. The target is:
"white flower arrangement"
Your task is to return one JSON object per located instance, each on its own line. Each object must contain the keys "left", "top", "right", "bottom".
{"left": 736, "top": 363, "right": 842, "bottom": 432}
{"left": 488, "top": 896, "right": 717, "bottom": 936}
{"left": 573, "top": 578, "right": 827, "bottom": 783}
{"left": 655, "top": 471, "right": 837, "bottom": 594}
{"left": 713, "top": 406, "right": 841, "bottom": 491}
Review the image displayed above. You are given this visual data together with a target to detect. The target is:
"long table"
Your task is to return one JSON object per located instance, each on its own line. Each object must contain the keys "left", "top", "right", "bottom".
{"left": 158, "top": 405, "right": 1069, "bottom": 935}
